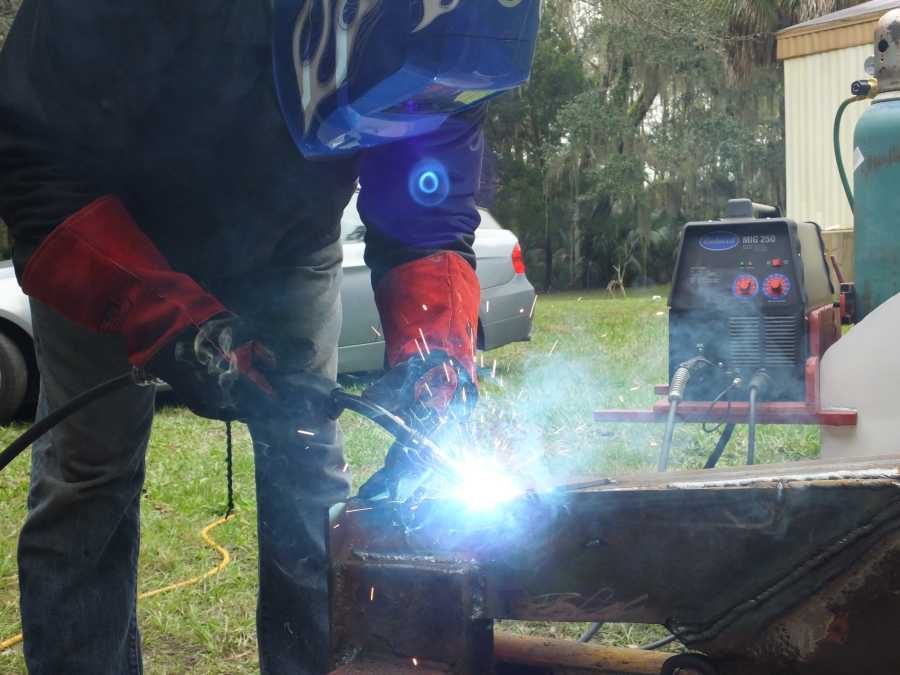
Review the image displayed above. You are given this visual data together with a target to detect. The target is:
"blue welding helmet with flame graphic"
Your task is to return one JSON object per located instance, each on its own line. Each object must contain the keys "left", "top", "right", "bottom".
{"left": 273, "top": 0, "right": 541, "bottom": 158}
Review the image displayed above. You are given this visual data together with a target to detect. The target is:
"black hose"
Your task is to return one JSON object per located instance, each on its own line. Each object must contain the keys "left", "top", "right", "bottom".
{"left": 704, "top": 423, "right": 736, "bottom": 469}
{"left": 747, "top": 387, "right": 758, "bottom": 466}
{"left": 579, "top": 622, "right": 604, "bottom": 643}
{"left": 658, "top": 400, "right": 679, "bottom": 473}
{"left": 331, "top": 391, "right": 452, "bottom": 475}
{"left": 0, "top": 372, "right": 135, "bottom": 473}
{"left": 642, "top": 634, "right": 678, "bottom": 650}
{"left": 746, "top": 371, "right": 771, "bottom": 467}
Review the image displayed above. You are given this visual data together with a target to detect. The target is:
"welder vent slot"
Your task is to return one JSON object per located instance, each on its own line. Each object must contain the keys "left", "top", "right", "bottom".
{"left": 763, "top": 316, "right": 800, "bottom": 366}
{"left": 728, "top": 317, "right": 762, "bottom": 369}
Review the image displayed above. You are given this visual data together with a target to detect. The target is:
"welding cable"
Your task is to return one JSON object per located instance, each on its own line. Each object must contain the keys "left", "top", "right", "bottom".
{"left": 641, "top": 634, "right": 678, "bottom": 650}
{"left": 834, "top": 95, "right": 865, "bottom": 212}
{"left": 0, "top": 371, "right": 135, "bottom": 474}
{"left": 658, "top": 402, "right": 680, "bottom": 473}
{"left": 331, "top": 390, "right": 454, "bottom": 476}
{"left": 704, "top": 424, "right": 736, "bottom": 470}
{"left": 746, "top": 371, "right": 771, "bottom": 466}
{"left": 658, "top": 357, "right": 713, "bottom": 472}
{"left": 578, "top": 622, "right": 604, "bottom": 643}
{"left": 0, "top": 512, "right": 236, "bottom": 652}
{"left": 701, "top": 377, "right": 741, "bottom": 435}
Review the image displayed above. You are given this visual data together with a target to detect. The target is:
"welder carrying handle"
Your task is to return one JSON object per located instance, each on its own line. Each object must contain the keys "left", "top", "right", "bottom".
{"left": 0, "top": 372, "right": 448, "bottom": 477}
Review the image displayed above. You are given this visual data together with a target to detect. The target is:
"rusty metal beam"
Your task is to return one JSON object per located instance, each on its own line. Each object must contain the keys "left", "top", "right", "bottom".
{"left": 330, "top": 455, "right": 900, "bottom": 674}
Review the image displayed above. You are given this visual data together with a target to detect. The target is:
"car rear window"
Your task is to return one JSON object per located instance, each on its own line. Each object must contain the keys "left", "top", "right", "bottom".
{"left": 478, "top": 209, "right": 502, "bottom": 229}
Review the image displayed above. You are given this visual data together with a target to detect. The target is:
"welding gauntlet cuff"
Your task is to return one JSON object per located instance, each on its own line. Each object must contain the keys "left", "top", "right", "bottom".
{"left": 372, "top": 252, "right": 480, "bottom": 426}
{"left": 21, "top": 196, "right": 227, "bottom": 367}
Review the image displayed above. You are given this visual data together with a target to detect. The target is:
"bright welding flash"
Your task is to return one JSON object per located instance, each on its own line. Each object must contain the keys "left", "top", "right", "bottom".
{"left": 450, "top": 457, "right": 522, "bottom": 512}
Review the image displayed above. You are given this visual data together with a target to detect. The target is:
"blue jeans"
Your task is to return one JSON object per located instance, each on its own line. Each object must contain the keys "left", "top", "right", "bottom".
{"left": 18, "top": 241, "right": 350, "bottom": 674}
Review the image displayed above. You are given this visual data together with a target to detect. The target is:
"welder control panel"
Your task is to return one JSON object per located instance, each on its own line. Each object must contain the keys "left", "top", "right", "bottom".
{"left": 671, "top": 221, "right": 803, "bottom": 311}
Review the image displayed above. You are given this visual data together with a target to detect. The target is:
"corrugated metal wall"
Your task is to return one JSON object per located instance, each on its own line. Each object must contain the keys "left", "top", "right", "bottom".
{"left": 784, "top": 44, "right": 871, "bottom": 231}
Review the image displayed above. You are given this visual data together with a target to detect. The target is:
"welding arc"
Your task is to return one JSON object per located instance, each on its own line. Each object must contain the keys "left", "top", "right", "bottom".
{"left": 0, "top": 372, "right": 135, "bottom": 474}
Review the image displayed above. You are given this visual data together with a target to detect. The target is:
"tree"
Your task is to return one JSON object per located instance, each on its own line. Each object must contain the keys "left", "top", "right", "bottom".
{"left": 484, "top": 0, "right": 862, "bottom": 291}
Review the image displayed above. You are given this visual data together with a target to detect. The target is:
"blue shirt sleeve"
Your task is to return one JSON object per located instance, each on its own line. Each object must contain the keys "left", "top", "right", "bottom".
{"left": 358, "top": 107, "right": 485, "bottom": 284}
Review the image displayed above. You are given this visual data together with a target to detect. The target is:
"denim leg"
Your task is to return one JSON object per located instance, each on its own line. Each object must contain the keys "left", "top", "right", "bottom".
{"left": 218, "top": 240, "right": 351, "bottom": 675}
{"left": 18, "top": 300, "right": 155, "bottom": 675}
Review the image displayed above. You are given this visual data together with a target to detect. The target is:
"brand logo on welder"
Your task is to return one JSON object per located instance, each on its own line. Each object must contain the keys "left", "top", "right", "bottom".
{"left": 699, "top": 232, "right": 739, "bottom": 252}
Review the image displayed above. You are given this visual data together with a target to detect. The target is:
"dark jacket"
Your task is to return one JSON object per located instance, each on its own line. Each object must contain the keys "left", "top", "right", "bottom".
{"left": 0, "top": 1, "right": 482, "bottom": 286}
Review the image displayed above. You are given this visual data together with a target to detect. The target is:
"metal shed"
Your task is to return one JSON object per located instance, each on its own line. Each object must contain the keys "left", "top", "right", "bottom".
{"left": 777, "top": 0, "right": 900, "bottom": 280}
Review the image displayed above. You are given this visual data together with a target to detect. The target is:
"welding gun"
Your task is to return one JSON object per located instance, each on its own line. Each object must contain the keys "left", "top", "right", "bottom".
{"left": 269, "top": 371, "right": 458, "bottom": 486}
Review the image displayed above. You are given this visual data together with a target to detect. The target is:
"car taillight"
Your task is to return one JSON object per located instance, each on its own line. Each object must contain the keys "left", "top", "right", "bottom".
{"left": 512, "top": 243, "right": 526, "bottom": 275}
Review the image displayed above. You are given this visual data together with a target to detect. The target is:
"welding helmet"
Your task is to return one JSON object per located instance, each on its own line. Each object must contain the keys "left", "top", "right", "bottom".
{"left": 273, "top": 0, "right": 542, "bottom": 158}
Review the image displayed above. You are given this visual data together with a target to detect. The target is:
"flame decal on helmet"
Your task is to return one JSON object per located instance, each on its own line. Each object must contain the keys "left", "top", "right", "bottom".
{"left": 413, "top": 0, "right": 462, "bottom": 33}
{"left": 292, "top": 0, "right": 382, "bottom": 133}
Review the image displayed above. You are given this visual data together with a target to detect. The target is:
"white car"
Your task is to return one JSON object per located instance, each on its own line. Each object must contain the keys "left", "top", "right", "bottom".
{"left": 0, "top": 197, "right": 534, "bottom": 421}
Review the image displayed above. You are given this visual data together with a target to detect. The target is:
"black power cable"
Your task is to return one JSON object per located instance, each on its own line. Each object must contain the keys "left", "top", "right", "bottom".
{"left": 704, "top": 424, "right": 736, "bottom": 470}
{"left": 0, "top": 371, "right": 135, "bottom": 473}
{"left": 225, "top": 420, "right": 235, "bottom": 518}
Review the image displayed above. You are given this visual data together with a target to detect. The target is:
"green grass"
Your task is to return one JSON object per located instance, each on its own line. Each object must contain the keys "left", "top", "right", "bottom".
{"left": 0, "top": 288, "right": 820, "bottom": 672}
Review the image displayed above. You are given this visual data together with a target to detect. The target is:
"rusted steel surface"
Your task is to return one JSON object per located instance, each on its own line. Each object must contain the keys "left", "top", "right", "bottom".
{"left": 331, "top": 455, "right": 900, "bottom": 674}
{"left": 493, "top": 633, "right": 669, "bottom": 674}
{"left": 705, "top": 529, "right": 900, "bottom": 675}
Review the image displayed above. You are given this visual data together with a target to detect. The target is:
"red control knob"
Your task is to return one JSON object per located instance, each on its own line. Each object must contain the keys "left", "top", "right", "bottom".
{"left": 733, "top": 274, "right": 759, "bottom": 299}
{"left": 763, "top": 273, "right": 791, "bottom": 300}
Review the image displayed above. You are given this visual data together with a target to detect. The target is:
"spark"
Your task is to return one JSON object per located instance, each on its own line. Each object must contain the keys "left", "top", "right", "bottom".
{"left": 577, "top": 297, "right": 584, "bottom": 302}
{"left": 346, "top": 507, "right": 375, "bottom": 514}
{"left": 370, "top": 587, "right": 376, "bottom": 602}
{"left": 519, "top": 308, "right": 525, "bottom": 314}
{"left": 656, "top": 311, "right": 666, "bottom": 317}
{"left": 529, "top": 295, "right": 538, "bottom": 318}
{"left": 491, "top": 360, "right": 498, "bottom": 379}
{"left": 442, "top": 361, "right": 452, "bottom": 382}
{"left": 333, "top": 523, "right": 341, "bottom": 529}
{"left": 412, "top": 657, "right": 419, "bottom": 667}
{"left": 423, "top": 382, "right": 433, "bottom": 398}
{"left": 480, "top": 353, "right": 485, "bottom": 368}
{"left": 342, "top": 463, "right": 349, "bottom": 473}
{"left": 422, "top": 304, "right": 429, "bottom": 311}
{"left": 297, "top": 429, "right": 316, "bottom": 437}
{"left": 415, "top": 338, "right": 426, "bottom": 361}
{"left": 549, "top": 340, "right": 559, "bottom": 355}
{"left": 486, "top": 300, "right": 491, "bottom": 313}
{"left": 418, "top": 328, "right": 431, "bottom": 354}
{"left": 461, "top": 387, "right": 467, "bottom": 403}
{"left": 371, "top": 325, "right": 382, "bottom": 337}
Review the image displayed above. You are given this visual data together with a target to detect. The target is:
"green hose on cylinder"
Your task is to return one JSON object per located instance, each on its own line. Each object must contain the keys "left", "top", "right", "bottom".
{"left": 834, "top": 95, "right": 864, "bottom": 212}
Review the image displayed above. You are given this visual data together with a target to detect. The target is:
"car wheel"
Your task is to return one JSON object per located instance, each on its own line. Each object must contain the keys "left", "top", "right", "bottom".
{"left": 0, "top": 331, "right": 28, "bottom": 424}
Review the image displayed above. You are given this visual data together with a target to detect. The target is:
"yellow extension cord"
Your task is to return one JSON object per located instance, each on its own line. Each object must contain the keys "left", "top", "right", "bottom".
{"left": 0, "top": 513, "right": 236, "bottom": 652}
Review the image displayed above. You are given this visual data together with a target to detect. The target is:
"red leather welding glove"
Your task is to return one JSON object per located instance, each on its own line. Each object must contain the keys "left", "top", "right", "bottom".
{"left": 368, "top": 252, "right": 480, "bottom": 428}
{"left": 358, "top": 253, "right": 479, "bottom": 500}
{"left": 20, "top": 196, "right": 279, "bottom": 420}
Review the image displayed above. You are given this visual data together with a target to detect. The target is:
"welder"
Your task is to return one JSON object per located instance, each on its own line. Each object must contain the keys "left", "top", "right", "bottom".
{"left": 0, "top": 2, "right": 540, "bottom": 674}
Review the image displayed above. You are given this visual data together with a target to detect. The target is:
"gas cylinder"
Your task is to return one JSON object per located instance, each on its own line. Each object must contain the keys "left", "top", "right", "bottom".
{"left": 854, "top": 9, "right": 900, "bottom": 319}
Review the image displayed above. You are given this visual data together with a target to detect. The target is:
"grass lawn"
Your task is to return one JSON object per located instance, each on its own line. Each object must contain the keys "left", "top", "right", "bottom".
{"left": 0, "top": 288, "right": 820, "bottom": 673}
